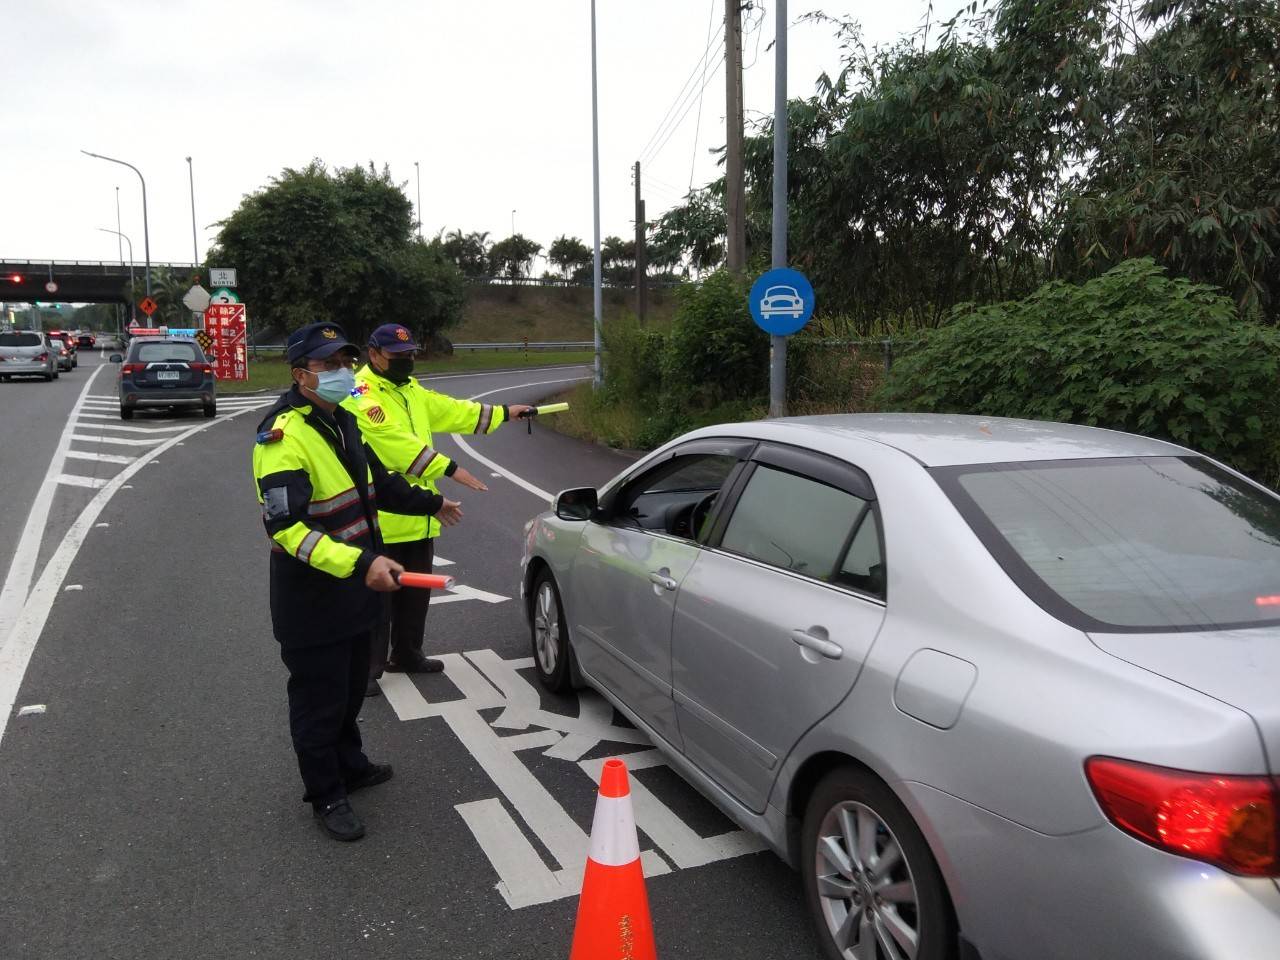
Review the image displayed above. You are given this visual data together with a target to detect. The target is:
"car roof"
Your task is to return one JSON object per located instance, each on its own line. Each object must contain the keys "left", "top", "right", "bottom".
{"left": 697, "top": 413, "right": 1189, "bottom": 467}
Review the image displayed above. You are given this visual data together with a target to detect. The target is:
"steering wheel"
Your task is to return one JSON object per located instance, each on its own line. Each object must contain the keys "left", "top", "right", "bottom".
{"left": 690, "top": 492, "right": 718, "bottom": 540}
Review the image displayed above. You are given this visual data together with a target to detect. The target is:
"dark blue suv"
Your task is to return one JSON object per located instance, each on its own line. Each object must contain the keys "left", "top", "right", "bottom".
{"left": 111, "top": 337, "right": 216, "bottom": 420}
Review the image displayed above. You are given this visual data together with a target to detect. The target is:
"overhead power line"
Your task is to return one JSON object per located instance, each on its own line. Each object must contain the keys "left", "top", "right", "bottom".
{"left": 640, "top": 50, "right": 725, "bottom": 169}
{"left": 638, "top": 32, "right": 726, "bottom": 166}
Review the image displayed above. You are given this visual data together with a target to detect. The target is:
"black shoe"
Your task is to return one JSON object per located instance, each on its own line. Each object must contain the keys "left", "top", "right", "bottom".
{"left": 386, "top": 655, "right": 443, "bottom": 674}
{"left": 365, "top": 679, "right": 381, "bottom": 697}
{"left": 346, "top": 762, "right": 394, "bottom": 795}
{"left": 313, "top": 799, "right": 365, "bottom": 841}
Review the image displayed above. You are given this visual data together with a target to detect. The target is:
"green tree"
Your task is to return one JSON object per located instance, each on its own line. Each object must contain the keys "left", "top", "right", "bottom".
{"left": 548, "top": 235, "right": 592, "bottom": 280}
{"left": 206, "top": 160, "right": 465, "bottom": 343}
{"left": 651, "top": 186, "right": 725, "bottom": 276}
{"left": 441, "top": 229, "right": 491, "bottom": 277}
{"left": 125, "top": 266, "right": 198, "bottom": 327}
{"left": 488, "top": 234, "right": 543, "bottom": 279}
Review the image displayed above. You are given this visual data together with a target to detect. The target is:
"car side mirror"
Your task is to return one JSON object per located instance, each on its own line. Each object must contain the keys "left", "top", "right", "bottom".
{"left": 555, "top": 487, "right": 598, "bottom": 522}
{"left": 109, "top": 354, "right": 123, "bottom": 363}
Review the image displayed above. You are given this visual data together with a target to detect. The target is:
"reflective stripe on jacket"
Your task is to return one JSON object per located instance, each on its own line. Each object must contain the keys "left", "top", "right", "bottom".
{"left": 252, "top": 386, "right": 444, "bottom": 648}
{"left": 345, "top": 365, "right": 507, "bottom": 543}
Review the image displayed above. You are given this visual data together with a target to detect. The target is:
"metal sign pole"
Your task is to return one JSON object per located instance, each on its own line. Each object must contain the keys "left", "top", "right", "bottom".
{"left": 769, "top": 0, "right": 789, "bottom": 418}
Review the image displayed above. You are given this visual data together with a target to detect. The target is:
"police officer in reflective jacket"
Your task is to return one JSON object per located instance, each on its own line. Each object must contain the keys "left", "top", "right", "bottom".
{"left": 252, "top": 321, "right": 463, "bottom": 842}
{"left": 346, "top": 323, "right": 532, "bottom": 690}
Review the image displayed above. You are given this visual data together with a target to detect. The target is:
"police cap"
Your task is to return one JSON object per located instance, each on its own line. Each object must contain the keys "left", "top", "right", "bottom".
{"left": 368, "top": 323, "right": 418, "bottom": 353}
{"left": 286, "top": 322, "right": 361, "bottom": 365}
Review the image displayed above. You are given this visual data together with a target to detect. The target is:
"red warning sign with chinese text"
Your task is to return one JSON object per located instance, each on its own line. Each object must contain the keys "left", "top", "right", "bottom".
{"left": 203, "top": 303, "right": 248, "bottom": 381}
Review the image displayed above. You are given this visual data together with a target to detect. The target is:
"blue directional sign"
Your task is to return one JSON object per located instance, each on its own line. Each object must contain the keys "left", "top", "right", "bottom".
{"left": 749, "top": 267, "right": 815, "bottom": 335}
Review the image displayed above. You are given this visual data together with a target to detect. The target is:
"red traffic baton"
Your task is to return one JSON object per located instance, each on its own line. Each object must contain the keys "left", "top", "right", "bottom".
{"left": 393, "top": 571, "right": 456, "bottom": 591}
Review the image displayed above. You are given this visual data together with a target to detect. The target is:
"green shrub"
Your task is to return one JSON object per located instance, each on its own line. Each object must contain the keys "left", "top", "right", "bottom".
{"left": 602, "top": 313, "right": 667, "bottom": 405}
{"left": 663, "top": 269, "right": 768, "bottom": 407}
{"left": 878, "top": 259, "right": 1280, "bottom": 482}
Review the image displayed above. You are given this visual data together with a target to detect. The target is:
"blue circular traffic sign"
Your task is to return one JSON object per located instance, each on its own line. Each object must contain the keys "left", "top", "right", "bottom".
{"left": 749, "top": 267, "right": 815, "bottom": 335}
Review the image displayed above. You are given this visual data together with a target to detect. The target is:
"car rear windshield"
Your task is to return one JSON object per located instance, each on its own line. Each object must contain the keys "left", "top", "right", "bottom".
{"left": 133, "top": 342, "right": 201, "bottom": 363}
{"left": 935, "top": 456, "right": 1280, "bottom": 632}
{"left": 0, "top": 333, "right": 41, "bottom": 347}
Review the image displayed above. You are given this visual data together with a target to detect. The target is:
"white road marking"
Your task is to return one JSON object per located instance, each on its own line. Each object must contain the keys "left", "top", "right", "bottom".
{"left": 63, "top": 585, "right": 83, "bottom": 592}
{"left": 447, "top": 375, "right": 592, "bottom": 504}
{"left": 70, "top": 434, "right": 163, "bottom": 447}
{"left": 94, "top": 523, "right": 109, "bottom": 528}
{"left": 56, "top": 475, "right": 108, "bottom": 489}
{"left": 75, "top": 419, "right": 193, "bottom": 433}
{"left": 433, "top": 556, "right": 454, "bottom": 567}
{"left": 380, "top": 646, "right": 761, "bottom": 909}
{"left": 0, "top": 402, "right": 271, "bottom": 743}
{"left": 16, "top": 704, "right": 46, "bottom": 717}
{"left": 65, "top": 450, "right": 135, "bottom": 465}
{"left": 0, "top": 366, "right": 104, "bottom": 649}
{"left": 432, "top": 584, "right": 509, "bottom": 606}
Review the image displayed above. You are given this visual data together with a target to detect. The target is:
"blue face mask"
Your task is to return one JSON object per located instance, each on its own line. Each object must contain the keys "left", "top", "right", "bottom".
{"left": 311, "top": 367, "right": 356, "bottom": 404}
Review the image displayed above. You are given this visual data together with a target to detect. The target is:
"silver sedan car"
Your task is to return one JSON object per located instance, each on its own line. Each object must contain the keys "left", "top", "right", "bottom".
{"left": 520, "top": 414, "right": 1280, "bottom": 960}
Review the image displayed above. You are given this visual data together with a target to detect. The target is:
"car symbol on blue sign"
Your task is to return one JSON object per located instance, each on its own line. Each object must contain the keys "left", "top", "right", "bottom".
{"left": 750, "top": 267, "right": 814, "bottom": 335}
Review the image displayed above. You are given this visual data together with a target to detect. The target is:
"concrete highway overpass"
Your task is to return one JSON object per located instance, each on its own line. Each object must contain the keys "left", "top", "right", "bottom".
{"left": 1, "top": 260, "right": 201, "bottom": 304}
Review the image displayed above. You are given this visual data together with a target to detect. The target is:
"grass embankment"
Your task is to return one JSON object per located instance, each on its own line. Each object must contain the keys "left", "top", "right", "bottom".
{"left": 217, "top": 350, "right": 593, "bottom": 394}
{"left": 452, "top": 285, "right": 676, "bottom": 343}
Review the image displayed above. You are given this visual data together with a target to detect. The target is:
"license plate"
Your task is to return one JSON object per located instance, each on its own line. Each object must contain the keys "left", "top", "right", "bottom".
{"left": 158, "top": 371, "right": 180, "bottom": 381}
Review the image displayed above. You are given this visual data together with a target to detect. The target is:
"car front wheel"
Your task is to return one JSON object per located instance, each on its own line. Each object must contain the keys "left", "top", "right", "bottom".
{"left": 802, "top": 767, "right": 956, "bottom": 960}
{"left": 530, "top": 570, "right": 573, "bottom": 693}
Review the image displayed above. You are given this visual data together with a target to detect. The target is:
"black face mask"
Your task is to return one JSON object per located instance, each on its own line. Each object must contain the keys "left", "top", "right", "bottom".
{"left": 384, "top": 356, "right": 415, "bottom": 384}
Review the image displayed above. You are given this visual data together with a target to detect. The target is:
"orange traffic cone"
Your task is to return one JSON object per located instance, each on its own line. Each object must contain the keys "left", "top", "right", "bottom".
{"left": 570, "top": 758, "right": 657, "bottom": 960}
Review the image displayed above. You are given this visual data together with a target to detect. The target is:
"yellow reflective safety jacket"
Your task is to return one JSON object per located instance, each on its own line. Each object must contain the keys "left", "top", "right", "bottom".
{"left": 344, "top": 364, "right": 508, "bottom": 543}
{"left": 253, "top": 386, "right": 445, "bottom": 649}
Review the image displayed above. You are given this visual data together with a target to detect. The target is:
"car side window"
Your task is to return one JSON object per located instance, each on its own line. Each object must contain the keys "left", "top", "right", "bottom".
{"left": 834, "top": 509, "right": 885, "bottom": 598}
{"left": 614, "top": 453, "right": 740, "bottom": 541}
{"left": 719, "top": 464, "right": 872, "bottom": 586}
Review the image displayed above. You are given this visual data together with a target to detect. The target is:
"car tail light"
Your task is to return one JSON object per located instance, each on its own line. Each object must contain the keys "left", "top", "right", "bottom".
{"left": 37, "top": 352, "right": 48, "bottom": 362}
{"left": 121, "top": 363, "right": 143, "bottom": 377}
{"left": 1086, "top": 756, "right": 1279, "bottom": 876}
{"left": 191, "top": 361, "right": 212, "bottom": 373}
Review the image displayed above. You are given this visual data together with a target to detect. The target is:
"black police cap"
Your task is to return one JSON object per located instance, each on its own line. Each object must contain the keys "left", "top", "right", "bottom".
{"left": 286, "top": 323, "right": 360, "bottom": 365}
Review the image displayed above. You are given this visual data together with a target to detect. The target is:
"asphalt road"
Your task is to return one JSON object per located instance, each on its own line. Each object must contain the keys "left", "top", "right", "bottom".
{"left": 0, "top": 362, "right": 822, "bottom": 959}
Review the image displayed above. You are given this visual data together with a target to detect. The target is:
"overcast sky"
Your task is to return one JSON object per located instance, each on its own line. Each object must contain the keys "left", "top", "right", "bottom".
{"left": 3, "top": 1, "right": 934, "bottom": 270}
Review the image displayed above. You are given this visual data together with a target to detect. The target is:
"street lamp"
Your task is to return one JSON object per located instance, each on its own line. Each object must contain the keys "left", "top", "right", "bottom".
{"left": 186, "top": 156, "right": 199, "bottom": 266}
{"left": 81, "top": 150, "right": 151, "bottom": 300}
{"left": 511, "top": 208, "right": 517, "bottom": 237}
{"left": 590, "top": 0, "right": 603, "bottom": 387}
{"left": 98, "top": 227, "right": 136, "bottom": 325}
{"left": 413, "top": 161, "right": 422, "bottom": 240}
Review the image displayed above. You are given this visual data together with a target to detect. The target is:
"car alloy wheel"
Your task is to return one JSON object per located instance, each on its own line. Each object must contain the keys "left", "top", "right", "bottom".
{"left": 815, "top": 800, "right": 920, "bottom": 960}
{"left": 530, "top": 571, "right": 573, "bottom": 693}
{"left": 803, "top": 769, "right": 955, "bottom": 960}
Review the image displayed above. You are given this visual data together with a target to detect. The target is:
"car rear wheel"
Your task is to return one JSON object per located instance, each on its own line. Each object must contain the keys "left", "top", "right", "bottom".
{"left": 802, "top": 767, "right": 956, "bottom": 960}
{"left": 46, "top": 370, "right": 56, "bottom": 381}
{"left": 119, "top": 405, "right": 134, "bottom": 420}
{"left": 530, "top": 570, "right": 573, "bottom": 693}
{"left": 203, "top": 401, "right": 216, "bottom": 419}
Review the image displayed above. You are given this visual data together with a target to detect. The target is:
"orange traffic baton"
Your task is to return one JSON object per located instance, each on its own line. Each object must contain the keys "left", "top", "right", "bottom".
{"left": 392, "top": 571, "right": 456, "bottom": 591}
{"left": 569, "top": 758, "right": 657, "bottom": 960}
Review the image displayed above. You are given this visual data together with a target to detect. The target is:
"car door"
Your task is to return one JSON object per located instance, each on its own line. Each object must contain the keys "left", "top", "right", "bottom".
{"left": 571, "top": 439, "right": 753, "bottom": 748}
{"left": 671, "top": 443, "right": 887, "bottom": 813}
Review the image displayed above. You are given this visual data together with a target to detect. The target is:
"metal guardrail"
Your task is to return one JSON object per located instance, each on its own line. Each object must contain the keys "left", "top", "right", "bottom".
{"left": 0, "top": 259, "right": 200, "bottom": 270}
{"left": 247, "top": 340, "right": 593, "bottom": 354}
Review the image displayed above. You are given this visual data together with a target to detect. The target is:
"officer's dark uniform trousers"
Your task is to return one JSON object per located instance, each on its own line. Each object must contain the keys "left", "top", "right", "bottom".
{"left": 254, "top": 387, "right": 442, "bottom": 808}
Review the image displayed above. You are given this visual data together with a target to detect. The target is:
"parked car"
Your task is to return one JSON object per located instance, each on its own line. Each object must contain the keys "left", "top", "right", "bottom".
{"left": 521, "top": 413, "right": 1280, "bottom": 960}
{"left": 77, "top": 331, "right": 96, "bottom": 348}
{"left": 0, "top": 331, "right": 58, "bottom": 381}
{"left": 111, "top": 336, "right": 216, "bottom": 419}
{"left": 46, "top": 330, "right": 77, "bottom": 368}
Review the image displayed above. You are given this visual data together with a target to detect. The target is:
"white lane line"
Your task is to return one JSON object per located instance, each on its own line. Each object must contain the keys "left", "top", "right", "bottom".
{"left": 432, "top": 585, "right": 510, "bottom": 606}
{"left": 421, "top": 364, "right": 589, "bottom": 384}
{"left": 0, "top": 366, "right": 104, "bottom": 649}
{"left": 70, "top": 434, "right": 163, "bottom": 447}
{"left": 16, "top": 704, "right": 45, "bottom": 717}
{"left": 56, "top": 475, "right": 108, "bottom": 490}
{"left": 66, "top": 450, "right": 135, "bottom": 465}
{"left": 0, "top": 403, "right": 267, "bottom": 742}
{"left": 63, "top": 585, "right": 83, "bottom": 592}
{"left": 75, "top": 419, "right": 193, "bottom": 433}
{"left": 447, "top": 375, "right": 591, "bottom": 505}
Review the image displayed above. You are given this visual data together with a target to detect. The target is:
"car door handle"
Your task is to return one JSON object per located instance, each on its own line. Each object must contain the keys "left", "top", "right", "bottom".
{"left": 648, "top": 571, "right": 679, "bottom": 591}
{"left": 791, "top": 629, "right": 843, "bottom": 660}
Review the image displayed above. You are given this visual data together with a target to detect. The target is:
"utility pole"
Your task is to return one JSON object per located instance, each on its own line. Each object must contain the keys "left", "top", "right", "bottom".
{"left": 724, "top": 0, "right": 746, "bottom": 274}
{"left": 186, "top": 156, "right": 199, "bottom": 266}
{"left": 414, "top": 161, "right": 422, "bottom": 239}
{"left": 634, "top": 161, "right": 647, "bottom": 324}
